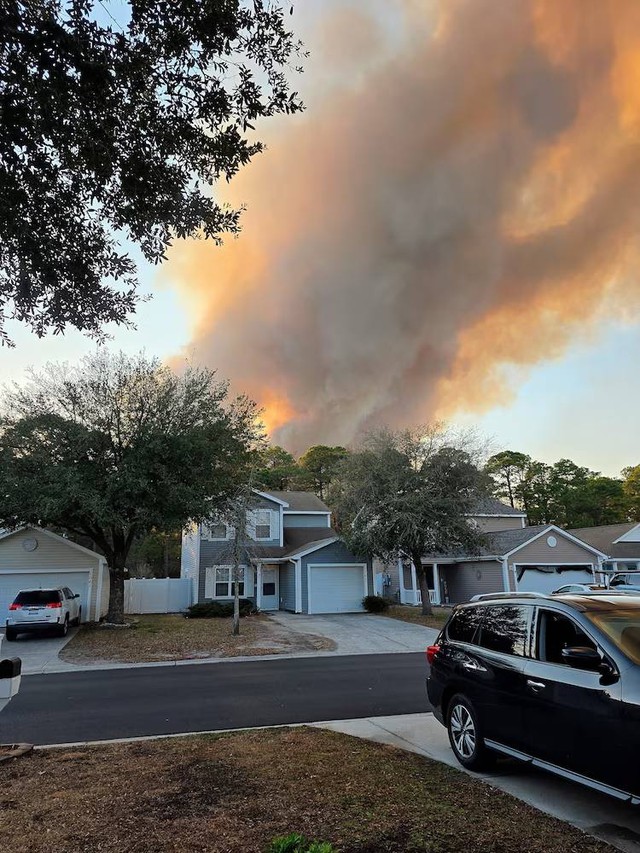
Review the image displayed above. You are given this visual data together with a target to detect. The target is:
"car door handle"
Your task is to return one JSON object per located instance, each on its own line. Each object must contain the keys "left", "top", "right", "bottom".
{"left": 461, "top": 660, "right": 486, "bottom": 672}
{"left": 526, "top": 679, "right": 546, "bottom": 691}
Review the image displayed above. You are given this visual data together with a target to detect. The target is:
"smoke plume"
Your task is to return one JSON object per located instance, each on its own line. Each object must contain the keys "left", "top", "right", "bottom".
{"left": 168, "top": 0, "right": 640, "bottom": 453}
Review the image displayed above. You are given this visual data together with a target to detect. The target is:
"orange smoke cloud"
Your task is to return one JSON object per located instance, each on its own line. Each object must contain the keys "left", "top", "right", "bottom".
{"left": 168, "top": 0, "right": 640, "bottom": 453}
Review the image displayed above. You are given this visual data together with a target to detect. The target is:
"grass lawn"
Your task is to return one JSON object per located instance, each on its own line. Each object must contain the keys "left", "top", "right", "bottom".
{"left": 384, "top": 604, "right": 451, "bottom": 631}
{"left": 60, "top": 614, "right": 334, "bottom": 664}
{"left": 0, "top": 728, "right": 610, "bottom": 853}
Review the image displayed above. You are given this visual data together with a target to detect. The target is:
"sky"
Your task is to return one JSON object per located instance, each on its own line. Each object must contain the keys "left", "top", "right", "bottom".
{"left": 2, "top": 0, "right": 640, "bottom": 478}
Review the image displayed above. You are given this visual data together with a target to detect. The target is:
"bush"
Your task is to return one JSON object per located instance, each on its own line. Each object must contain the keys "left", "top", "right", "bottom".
{"left": 268, "top": 834, "right": 335, "bottom": 853}
{"left": 186, "top": 599, "right": 256, "bottom": 619}
{"left": 362, "top": 594, "right": 389, "bottom": 613}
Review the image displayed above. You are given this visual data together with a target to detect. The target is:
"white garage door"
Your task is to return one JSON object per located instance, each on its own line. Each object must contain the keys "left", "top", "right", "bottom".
{"left": 308, "top": 564, "right": 367, "bottom": 614}
{"left": 0, "top": 572, "right": 90, "bottom": 624}
{"left": 517, "top": 566, "right": 593, "bottom": 594}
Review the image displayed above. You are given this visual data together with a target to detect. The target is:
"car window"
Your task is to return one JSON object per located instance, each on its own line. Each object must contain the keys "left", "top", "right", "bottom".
{"left": 586, "top": 608, "right": 640, "bottom": 664}
{"left": 14, "top": 590, "right": 61, "bottom": 606}
{"left": 536, "top": 609, "right": 597, "bottom": 665}
{"left": 477, "top": 605, "right": 531, "bottom": 657}
{"left": 446, "top": 607, "right": 484, "bottom": 644}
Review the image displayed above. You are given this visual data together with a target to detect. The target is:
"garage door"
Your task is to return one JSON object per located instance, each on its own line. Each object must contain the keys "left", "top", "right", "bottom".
{"left": 517, "top": 565, "right": 593, "bottom": 594}
{"left": 308, "top": 564, "right": 366, "bottom": 614}
{"left": 0, "top": 572, "right": 90, "bottom": 624}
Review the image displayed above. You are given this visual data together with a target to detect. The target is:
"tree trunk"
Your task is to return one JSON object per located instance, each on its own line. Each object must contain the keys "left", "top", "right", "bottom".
{"left": 106, "top": 562, "right": 126, "bottom": 624}
{"left": 414, "top": 554, "right": 433, "bottom": 616}
{"left": 232, "top": 573, "right": 240, "bottom": 636}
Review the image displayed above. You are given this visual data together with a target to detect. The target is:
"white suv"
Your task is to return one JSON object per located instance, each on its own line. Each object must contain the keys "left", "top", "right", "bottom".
{"left": 5, "top": 587, "right": 82, "bottom": 641}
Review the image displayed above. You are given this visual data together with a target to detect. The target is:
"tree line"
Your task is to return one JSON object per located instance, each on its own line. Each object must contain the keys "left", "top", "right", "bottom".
{"left": 485, "top": 451, "right": 640, "bottom": 529}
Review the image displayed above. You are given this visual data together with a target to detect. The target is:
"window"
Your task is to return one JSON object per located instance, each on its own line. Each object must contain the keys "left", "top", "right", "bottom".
{"left": 15, "top": 590, "right": 60, "bottom": 606}
{"left": 206, "top": 566, "right": 247, "bottom": 598}
{"left": 536, "top": 609, "right": 597, "bottom": 665}
{"left": 263, "top": 582, "right": 276, "bottom": 596}
{"left": 254, "top": 509, "right": 272, "bottom": 540}
{"left": 203, "top": 520, "right": 228, "bottom": 540}
{"left": 586, "top": 609, "right": 640, "bottom": 664}
{"left": 478, "top": 605, "right": 531, "bottom": 657}
{"left": 447, "top": 607, "right": 484, "bottom": 644}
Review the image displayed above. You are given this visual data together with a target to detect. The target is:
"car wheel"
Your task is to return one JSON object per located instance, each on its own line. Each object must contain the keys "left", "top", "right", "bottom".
{"left": 59, "top": 616, "right": 69, "bottom": 637}
{"left": 74, "top": 607, "right": 82, "bottom": 627}
{"left": 5, "top": 628, "right": 17, "bottom": 642}
{"left": 447, "top": 694, "right": 494, "bottom": 771}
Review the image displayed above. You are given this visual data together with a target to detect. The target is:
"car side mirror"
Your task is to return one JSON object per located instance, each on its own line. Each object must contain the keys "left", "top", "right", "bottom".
{"left": 561, "top": 646, "right": 602, "bottom": 671}
{"left": 74, "top": 594, "right": 80, "bottom": 599}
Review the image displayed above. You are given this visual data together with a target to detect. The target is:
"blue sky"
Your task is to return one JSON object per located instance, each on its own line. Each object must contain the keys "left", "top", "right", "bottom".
{"left": 2, "top": 1, "right": 639, "bottom": 477}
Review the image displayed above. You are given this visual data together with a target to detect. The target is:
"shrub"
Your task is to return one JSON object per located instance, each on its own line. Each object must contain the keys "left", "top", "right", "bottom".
{"left": 186, "top": 599, "right": 256, "bottom": 619}
{"left": 362, "top": 594, "right": 389, "bottom": 613}
{"left": 268, "top": 834, "right": 335, "bottom": 853}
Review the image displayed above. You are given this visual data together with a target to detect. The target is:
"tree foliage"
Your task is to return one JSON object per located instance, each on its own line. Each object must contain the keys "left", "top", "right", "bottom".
{"left": 297, "top": 444, "right": 349, "bottom": 499}
{"left": 0, "top": 0, "right": 303, "bottom": 343}
{"left": 330, "top": 427, "right": 488, "bottom": 615}
{"left": 485, "top": 451, "right": 633, "bottom": 528}
{"left": 255, "top": 445, "right": 299, "bottom": 490}
{"left": 0, "top": 350, "right": 260, "bottom": 621}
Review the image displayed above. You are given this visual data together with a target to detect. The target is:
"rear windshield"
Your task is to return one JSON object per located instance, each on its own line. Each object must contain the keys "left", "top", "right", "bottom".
{"left": 14, "top": 590, "right": 61, "bottom": 606}
{"left": 586, "top": 610, "right": 640, "bottom": 664}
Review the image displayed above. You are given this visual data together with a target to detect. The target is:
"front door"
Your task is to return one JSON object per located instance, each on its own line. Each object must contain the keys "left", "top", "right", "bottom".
{"left": 261, "top": 566, "right": 279, "bottom": 611}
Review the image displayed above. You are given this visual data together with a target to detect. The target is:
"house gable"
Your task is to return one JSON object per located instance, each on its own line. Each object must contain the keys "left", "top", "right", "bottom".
{"left": 614, "top": 523, "right": 640, "bottom": 544}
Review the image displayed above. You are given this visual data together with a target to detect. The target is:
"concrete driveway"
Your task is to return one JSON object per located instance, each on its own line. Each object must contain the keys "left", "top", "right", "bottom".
{"left": 1, "top": 628, "right": 77, "bottom": 675}
{"left": 268, "top": 612, "right": 439, "bottom": 654}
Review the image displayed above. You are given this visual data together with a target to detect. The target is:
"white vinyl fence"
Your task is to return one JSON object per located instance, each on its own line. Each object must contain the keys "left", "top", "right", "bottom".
{"left": 124, "top": 578, "right": 192, "bottom": 614}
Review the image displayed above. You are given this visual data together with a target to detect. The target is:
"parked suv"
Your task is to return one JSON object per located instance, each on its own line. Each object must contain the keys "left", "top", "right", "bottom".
{"left": 5, "top": 588, "right": 82, "bottom": 641}
{"left": 426, "top": 592, "right": 640, "bottom": 803}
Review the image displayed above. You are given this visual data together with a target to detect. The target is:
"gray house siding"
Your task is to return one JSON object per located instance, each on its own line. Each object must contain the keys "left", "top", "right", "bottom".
{"left": 198, "top": 541, "right": 257, "bottom": 604}
{"left": 300, "top": 540, "right": 372, "bottom": 613}
{"left": 440, "top": 560, "right": 504, "bottom": 605}
{"left": 283, "top": 513, "right": 329, "bottom": 529}
{"left": 279, "top": 562, "right": 296, "bottom": 611}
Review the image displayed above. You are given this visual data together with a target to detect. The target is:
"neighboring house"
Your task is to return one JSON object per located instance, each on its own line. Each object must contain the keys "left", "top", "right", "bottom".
{"left": 0, "top": 526, "right": 110, "bottom": 624}
{"left": 378, "top": 498, "right": 608, "bottom": 605}
{"left": 570, "top": 522, "right": 640, "bottom": 574}
{"left": 181, "top": 490, "right": 373, "bottom": 614}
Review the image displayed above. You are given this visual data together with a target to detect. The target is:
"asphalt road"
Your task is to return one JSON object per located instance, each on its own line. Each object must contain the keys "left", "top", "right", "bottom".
{"left": 0, "top": 653, "right": 431, "bottom": 745}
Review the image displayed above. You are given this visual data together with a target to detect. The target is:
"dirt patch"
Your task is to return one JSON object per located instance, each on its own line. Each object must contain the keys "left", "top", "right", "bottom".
{"left": 0, "top": 728, "right": 611, "bottom": 853}
{"left": 59, "top": 614, "right": 335, "bottom": 664}
{"left": 383, "top": 604, "right": 451, "bottom": 630}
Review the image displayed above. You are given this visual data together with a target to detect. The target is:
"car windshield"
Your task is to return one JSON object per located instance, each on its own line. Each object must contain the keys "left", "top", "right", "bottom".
{"left": 14, "top": 590, "right": 60, "bottom": 606}
{"left": 611, "top": 575, "right": 640, "bottom": 587}
{"left": 585, "top": 609, "right": 640, "bottom": 664}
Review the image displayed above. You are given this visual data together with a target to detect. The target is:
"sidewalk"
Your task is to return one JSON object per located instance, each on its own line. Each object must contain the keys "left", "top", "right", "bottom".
{"left": 315, "top": 713, "right": 640, "bottom": 853}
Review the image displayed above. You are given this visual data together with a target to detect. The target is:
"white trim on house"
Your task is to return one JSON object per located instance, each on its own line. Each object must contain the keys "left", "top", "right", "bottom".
{"left": 256, "top": 561, "right": 263, "bottom": 610}
{"left": 0, "top": 568, "right": 91, "bottom": 574}
{"left": 253, "top": 490, "right": 289, "bottom": 507}
{"left": 294, "top": 559, "right": 302, "bottom": 613}
{"left": 283, "top": 511, "right": 332, "bottom": 516}
{"left": 613, "top": 523, "right": 640, "bottom": 544}
{"left": 204, "top": 564, "right": 251, "bottom": 599}
{"left": 306, "top": 563, "right": 368, "bottom": 615}
{"left": 500, "top": 525, "right": 608, "bottom": 560}
{"left": 286, "top": 537, "right": 340, "bottom": 560}
{"left": 501, "top": 558, "right": 510, "bottom": 592}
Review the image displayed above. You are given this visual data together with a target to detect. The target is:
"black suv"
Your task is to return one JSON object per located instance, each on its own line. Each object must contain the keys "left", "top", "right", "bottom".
{"left": 426, "top": 592, "right": 640, "bottom": 803}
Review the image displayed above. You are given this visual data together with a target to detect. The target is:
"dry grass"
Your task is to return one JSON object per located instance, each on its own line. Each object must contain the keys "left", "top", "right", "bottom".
{"left": 59, "top": 614, "right": 335, "bottom": 664}
{"left": 383, "top": 604, "right": 452, "bottom": 630}
{"left": 0, "top": 728, "right": 611, "bottom": 853}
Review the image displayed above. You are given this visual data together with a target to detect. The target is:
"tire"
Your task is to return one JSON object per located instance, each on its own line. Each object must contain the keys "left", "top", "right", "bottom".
{"left": 74, "top": 607, "right": 82, "bottom": 627}
{"left": 446, "top": 693, "right": 495, "bottom": 771}
{"left": 5, "top": 628, "right": 17, "bottom": 642}
{"left": 59, "top": 616, "right": 69, "bottom": 638}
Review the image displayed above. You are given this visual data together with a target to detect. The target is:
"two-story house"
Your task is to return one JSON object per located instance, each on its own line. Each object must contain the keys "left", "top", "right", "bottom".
{"left": 377, "top": 497, "right": 607, "bottom": 605}
{"left": 181, "top": 490, "right": 373, "bottom": 614}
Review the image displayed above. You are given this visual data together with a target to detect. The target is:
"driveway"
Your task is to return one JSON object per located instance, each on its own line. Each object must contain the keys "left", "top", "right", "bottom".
{"left": 1, "top": 628, "right": 77, "bottom": 675}
{"left": 268, "top": 612, "right": 439, "bottom": 654}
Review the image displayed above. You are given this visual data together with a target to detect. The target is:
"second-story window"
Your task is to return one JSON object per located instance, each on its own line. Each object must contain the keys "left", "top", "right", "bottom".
{"left": 203, "top": 521, "right": 227, "bottom": 540}
{"left": 254, "top": 509, "right": 272, "bottom": 540}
